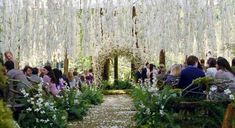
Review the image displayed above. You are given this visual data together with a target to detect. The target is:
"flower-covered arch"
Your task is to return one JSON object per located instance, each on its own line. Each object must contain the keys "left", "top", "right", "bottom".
{"left": 93, "top": 46, "right": 146, "bottom": 85}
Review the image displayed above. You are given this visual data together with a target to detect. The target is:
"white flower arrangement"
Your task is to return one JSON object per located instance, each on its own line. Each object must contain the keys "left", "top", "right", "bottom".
{"left": 93, "top": 45, "right": 146, "bottom": 85}
{"left": 19, "top": 84, "right": 68, "bottom": 127}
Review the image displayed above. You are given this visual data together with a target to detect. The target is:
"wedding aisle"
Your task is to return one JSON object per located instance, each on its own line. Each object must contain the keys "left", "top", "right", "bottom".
{"left": 68, "top": 94, "right": 136, "bottom": 128}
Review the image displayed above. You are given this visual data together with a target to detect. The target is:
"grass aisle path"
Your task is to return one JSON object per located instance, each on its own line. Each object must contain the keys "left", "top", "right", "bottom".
{"left": 68, "top": 94, "right": 136, "bottom": 128}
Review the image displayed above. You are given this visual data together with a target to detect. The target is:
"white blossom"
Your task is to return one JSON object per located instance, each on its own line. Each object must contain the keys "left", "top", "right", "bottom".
{"left": 210, "top": 86, "right": 217, "bottom": 92}
{"left": 229, "top": 94, "right": 234, "bottom": 100}
{"left": 26, "top": 107, "right": 32, "bottom": 112}
{"left": 160, "top": 110, "right": 164, "bottom": 116}
{"left": 40, "top": 111, "right": 45, "bottom": 114}
{"left": 224, "top": 89, "right": 232, "bottom": 95}
{"left": 35, "top": 108, "right": 40, "bottom": 112}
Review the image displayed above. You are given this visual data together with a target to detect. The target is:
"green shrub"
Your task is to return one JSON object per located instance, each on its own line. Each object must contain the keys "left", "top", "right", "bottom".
{"left": 81, "top": 87, "right": 103, "bottom": 105}
{"left": 55, "top": 87, "right": 89, "bottom": 120}
{"left": 101, "top": 80, "right": 134, "bottom": 90}
{"left": 131, "top": 85, "right": 228, "bottom": 128}
{"left": 0, "top": 100, "right": 14, "bottom": 128}
{"left": 18, "top": 86, "right": 68, "bottom": 128}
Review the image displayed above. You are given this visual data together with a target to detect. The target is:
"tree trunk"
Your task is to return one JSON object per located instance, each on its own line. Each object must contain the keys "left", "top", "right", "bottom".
{"left": 64, "top": 50, "right": 69, "bottom": 77}
{"left": 114, "top": 56, "right": 118, "bottom": 82}
{"left": 159, "top": 49, "right": 165, "bottom": 65}
{"left": 102, "top": 59, "right": 110, "bottom": 81}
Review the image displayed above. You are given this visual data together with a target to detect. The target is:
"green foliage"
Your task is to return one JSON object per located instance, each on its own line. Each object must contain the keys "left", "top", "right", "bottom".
{"left": 0, "top": 65, "right": 7, "bottom": 88}
{"left": 192, "top": 77, "right": 215, "bottom": 91}
{"left": 0, "top": 100, "right": 14, "bottom": 128}
{"left": 101, "top": 80, "right": 134, "bottom": 90}
{"left": 55, "top": 88, "right": 88, "bottom": 120}
{"left": 131, "top": 86, "right": 180, "bottom": 128}
{"left": 132, "top": 85, "right": 228, "bottom": 128}
{"left": 80, "top": 86, "right": 103, "bottom": 105}
{"left": 17, "top": 86, "right": 68, "bottom": 128}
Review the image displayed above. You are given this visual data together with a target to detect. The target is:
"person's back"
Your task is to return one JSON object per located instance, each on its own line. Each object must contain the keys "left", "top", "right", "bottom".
{"left": 29, "top": 68, "right": 41, "bottom": 84}
{"left": 177, "top": 56, "right": 205, "bottom": 89}
{"left": 5, "top": 61, "right": 31, "bottom": 92}
{"left": 7, "top": 69, "right": 31, "bottom": 91}
{"left": 178, "top": 66, "right": 205, "bottom": 88}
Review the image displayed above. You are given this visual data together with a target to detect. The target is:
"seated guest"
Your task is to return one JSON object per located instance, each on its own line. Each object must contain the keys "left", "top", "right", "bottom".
{"left": 4, "top": 61, "right": 31, "bottom": 96}
{"left": 23, "top": 65, "right": 33, "bottom": 77}
{"left": 215, "top": 57, "right": 235, "bottom": 92}
{"left": 29, "top": 67, "right": 42, "bottom": 84}
{"left": 42, "top": 66, "right": 59, "bottom": 96}
{"left": 177, "top": 55, "right": 205, "bottom": 89}
{"left": 205, "top": 58, "right": 217, "bottom": 77}
{"left": 165, "top": 64, "right": 181, "bottom": 86}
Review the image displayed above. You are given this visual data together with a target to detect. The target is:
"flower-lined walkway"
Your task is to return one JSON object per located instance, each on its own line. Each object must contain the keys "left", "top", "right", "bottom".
{"left": 68, "top": 94, "right": 136, "bottom": 128}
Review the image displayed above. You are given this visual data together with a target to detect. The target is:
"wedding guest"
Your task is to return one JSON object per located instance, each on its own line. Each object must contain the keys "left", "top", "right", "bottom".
{"left": 29, "top": 67, "right": 42, "bottom": 84}
{"left": 215, "top": 57, "right": 235, "bottom": 92}
{"left": 177, "top": 55, "right": 205, "bottom": 89}
{"left": 4, "top": 51, "right": 19, "bottom": 69}
{"left": 4, "top": 61, "right": 31, "bottom": 98}
{"left": 165, "top": 64, "right": 181, "bottom": 86}
{"left": 42, "top": 66, "right": 59, "bottom": 96}
{"left": 205, "top": 58, "right": 217, "bottom": 77}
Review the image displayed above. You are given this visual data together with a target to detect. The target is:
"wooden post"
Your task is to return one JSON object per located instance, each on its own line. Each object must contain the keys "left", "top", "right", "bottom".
{"left": 114, "top": 56, "right": 118, "bottom": 82}
{"left": 102, "top": 59, "right": 110, "bottom": 81}
{"left": 64, "top": 50, "right": 69, "bottom": 76}
{"left": 222, "top": 103, "right": 234, "bottom": 128}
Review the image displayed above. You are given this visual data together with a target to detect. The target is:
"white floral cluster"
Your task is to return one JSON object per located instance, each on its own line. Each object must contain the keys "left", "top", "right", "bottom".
{"left": 20, "top": 84, "right": 62, "bottom": 125}
{"left": 93, "top": 45, "right": 146, "bottom": 85}
{"left": 209, "top": 85, "right": 235, "bottom": 101}
{"left": 143, "top": 86, "right": 177, "bottom": 117}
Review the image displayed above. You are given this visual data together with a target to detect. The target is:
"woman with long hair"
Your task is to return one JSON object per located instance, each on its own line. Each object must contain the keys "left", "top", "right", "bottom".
{"left": 215, "top": 57, "right": 235, "bottom": 91}
{"left": 42, "top": 66, "right": 59, "bottom": 96}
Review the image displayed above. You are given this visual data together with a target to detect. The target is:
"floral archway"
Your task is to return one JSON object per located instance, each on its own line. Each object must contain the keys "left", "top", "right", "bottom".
{"left": 92, "top": 46, "right": 146, "bottom": 85}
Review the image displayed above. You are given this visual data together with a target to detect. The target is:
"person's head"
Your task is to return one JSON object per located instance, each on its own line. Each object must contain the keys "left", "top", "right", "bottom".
{"left": 186, "top": 55, "right": 199, "bottom": 67}
{"left": 23, "top": 66, "right": 33, "bottom": 76}
{"left": 67, "top": 72, "right": 74, "bottom": 81}
{"left": 232, "top": 57, "right": 235, "bottom": 67}
{"left": 43, "top": 65, "right": 56, "bottom": 83}
{"left": 170, "top": 64, "right": 181, "bottom": 76}
{"left": 145, "top": 62, "right": 150, "bottom": 68}
{"left": 207, "top": 58, "right": 216, "bottom": 68}
{"left": 200, "top": 59, "right": 205, "bottom": 66}
{"left": 4, "top": 61, "right": 14, "bottom": 71}
{"left": 4, "top": 51, "right": 14, "bottom": 61}
{"left": 216, "top": 57, "right": 235, "bottom": 76}
{"left": 89, "top": 69, "right": 93, "bottom": 73}
{"left": 73, "top": 71, "right": 78, "bottom": 76}
{"left": 43, "top": 66, "right": 52, "bottom": 75}
{"left": 53, "top": 68, "right": 62, "bottom": 84}
{"left": 32, "top": 67, "right": 39, "bottom": 75}
{"left": 149, "top": 64, "right": 154, "bottom": 71}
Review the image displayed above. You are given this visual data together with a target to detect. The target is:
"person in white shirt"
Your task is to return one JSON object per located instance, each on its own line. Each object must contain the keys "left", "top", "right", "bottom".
{"left": 205, "top": 58, "right": 217, "bottom": 77}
